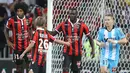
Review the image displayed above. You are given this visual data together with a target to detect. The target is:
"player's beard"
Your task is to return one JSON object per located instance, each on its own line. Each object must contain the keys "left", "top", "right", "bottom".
{"left": 70, "top": 17, "right": 77, "bottom": 23}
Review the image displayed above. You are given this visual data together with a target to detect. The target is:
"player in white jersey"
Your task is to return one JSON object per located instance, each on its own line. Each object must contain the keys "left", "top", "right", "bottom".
{"left": 96, "top": 14, "right": 128, "bottom": 73}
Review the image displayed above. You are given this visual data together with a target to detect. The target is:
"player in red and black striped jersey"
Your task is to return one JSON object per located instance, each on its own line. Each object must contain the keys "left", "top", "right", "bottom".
{"left": 47, "top": 8, "right": 95, "bottom": 73}
{"left": 4, "top": 2, "right": 32, "bottom": 73}
{"left": 20, "top": 16, "right": 70, "bottom": 73}
{"left": 27, "top": 4, "right": 43, "bottom": 35}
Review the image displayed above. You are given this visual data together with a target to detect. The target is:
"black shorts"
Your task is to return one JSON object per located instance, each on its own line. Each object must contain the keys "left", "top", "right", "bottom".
{"left": 13, "top": 50, "right": 31, "bottom": 65}
{"left": 29, "top": 61, "right": 46, "bottom": 73}
{"left": 63, "top": 53, "right": 81, "bottom": 71}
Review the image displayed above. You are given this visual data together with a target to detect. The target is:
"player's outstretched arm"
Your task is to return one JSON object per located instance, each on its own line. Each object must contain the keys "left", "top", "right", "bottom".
{"left": 20, "top": 42, "right": 34, "bottom": 59}
{"left": 126, "top": 33, "right": 130, "bottom": 40}
{"left": 48, "top": 30, "right": 58, "bottom": 36}
{"left": 87, "top": 35, "right": 95, "bottom": 58}
{"left": 95, "top": 39, "right": 105, "bottom": 47}
{"left": 117, "top": 37, "right": 128, "bottom": 44}
{"left": 107, "top": 37, "right": 128, "bottom": 44}
{"left": 54, "top": 39, "right": 70, "bottom": 46}
{"left": 44, "top": 27, "right": 58, "bottom": 36}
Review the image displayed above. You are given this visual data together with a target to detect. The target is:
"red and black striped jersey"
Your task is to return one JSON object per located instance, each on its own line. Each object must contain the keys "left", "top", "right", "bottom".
{"left": 6, "top": 16, "right": 32, "bottom": 51}
{"left": 31, "top": 27, "right": 55, "bottom": 66}
{"left": 55, "top": 19, "right": 90, "bottom": 56}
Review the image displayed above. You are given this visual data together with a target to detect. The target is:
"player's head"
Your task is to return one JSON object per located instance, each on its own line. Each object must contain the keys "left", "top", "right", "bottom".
{"left": 35, "top": 16, "right": 47, "bottom": 27}
{"left": 14, "top": 2, "right": 28, "bottom": 18}
{"left": 104, "top": 13, "right": 114, "bottom": 28}
{"left": 69, "top": 8, "right": 78, "bottom": 22}
{"left": 28, "top": 4, "right": 42, "bottom": 18}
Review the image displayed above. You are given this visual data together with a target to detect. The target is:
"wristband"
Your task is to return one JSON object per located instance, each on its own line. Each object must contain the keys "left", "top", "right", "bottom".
{"left": 115, "top": 40, "right": 118, "bottom": 44}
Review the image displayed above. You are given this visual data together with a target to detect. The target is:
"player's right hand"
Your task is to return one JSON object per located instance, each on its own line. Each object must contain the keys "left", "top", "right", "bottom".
{"left": 126, "top": 33, "right": 130, "bottom": 39}
{"left": 20, "top": 53, "right": 25, "bottom": 59}
{"left": 66, "top": 42, "right": 70, "bottom": 46}
{"left": 99, "top": 42, "right": 105, "bottom": 48}
{"left": 7, "top": 40, "right": 14, "bottom": 49}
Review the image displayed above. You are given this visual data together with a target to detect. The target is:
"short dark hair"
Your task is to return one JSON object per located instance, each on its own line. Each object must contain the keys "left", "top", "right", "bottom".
{"left": 35, "top": 16, "right": 46, "bottom": 27}
{"left": 69, "top": 7, "right": 78, "bottom": 14}
{"left": 14, "top": 2, "right": 28, "bottom": 14}
{"left": 70, "top": 8, "right": 77, "bottom": 11}
{"left": 0, "top": 6, "right": 7, "bottom": 17}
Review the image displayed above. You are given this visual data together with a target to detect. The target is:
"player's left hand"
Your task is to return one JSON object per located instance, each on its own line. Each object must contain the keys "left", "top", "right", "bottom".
{"left": 20, "top": 53, "right": 25, "bottom": 60}
{"left": 107, "top": 39, "right": 118, "bottom": 44}
{"left": 91, "top": 50, "right": 95, "bottom": 58}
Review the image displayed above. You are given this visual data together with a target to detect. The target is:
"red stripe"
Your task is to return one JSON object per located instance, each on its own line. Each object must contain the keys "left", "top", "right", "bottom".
{"left": 74, "top": 25, "right": 78, "bottom": 56}
{"left": 18, "top": 20, "right": 22, "bottom": 51}
{"left": 23, "top": 19, "right": 29, "bottom": 50}
{"left": 67, "top": 22, "right": 72, "bottom": 55}
{"left": 61, "top": 22, "right": 67, "bottom": 53}
{"left": 12, "top": 19, "right": 16, "bottom": 50}
{"left": 33, "top": 31, "right": 38, "bottom": 62}
{"left": 79, "top": 23, "right": 84, "bottom": 55}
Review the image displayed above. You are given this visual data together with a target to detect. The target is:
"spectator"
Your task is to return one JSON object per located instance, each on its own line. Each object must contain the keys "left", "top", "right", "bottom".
{"left": 0, "top": 6, "right": 7, "bottom": 58}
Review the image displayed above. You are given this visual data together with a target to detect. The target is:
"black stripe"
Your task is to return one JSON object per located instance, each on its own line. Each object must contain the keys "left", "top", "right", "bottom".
{"left": 20, "top": 20, "right": 25, "bottom": 51}
{"left": 71, "top": 25, "right": 75, "bottom": 55}
{"left": 14, "top": 16, "right": 18, "bottom": 51}
{"left": 36, "top": 30, "right": 40, "bottom": 64}
{"left": 78, "top": 21, "right": 81, "bottom": 56}
{"left": 32, "top": 31, "right": 35, "bottom": 58}
{"left": 64, "top": 21, "right": 69, "bottom": 53}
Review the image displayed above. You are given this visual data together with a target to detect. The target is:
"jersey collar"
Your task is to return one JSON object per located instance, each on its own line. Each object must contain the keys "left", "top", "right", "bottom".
{"left": 36, "top": 27, "right": 44, "bottom": 30}
{"left": 17, "top": 15, "right": 25, "bottom": 20}
{"left": 105, "top": 25, "right": 115, "bottom": 32}
{"left": 68, "top": 18, "right": 79, "bottom": 27}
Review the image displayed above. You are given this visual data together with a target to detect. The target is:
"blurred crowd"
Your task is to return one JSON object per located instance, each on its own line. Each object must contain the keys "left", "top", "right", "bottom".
{"left": 0, "top": 0, "right": 47, "bottom": 58}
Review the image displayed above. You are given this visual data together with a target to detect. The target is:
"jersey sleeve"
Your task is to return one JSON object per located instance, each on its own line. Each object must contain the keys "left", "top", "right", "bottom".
{"left": 32, "top": 31, "right": 38, "bottom": 43}
{"left": 6, "top": 18, "right": 13, "bottom": 29}
{"left": 117, "top": 28, "right": 125, "bottom": 39}
{"left": 48, "top": 33, "right": 56, "bottom": 42}
{"left": 97, "top": 29, "right": 103, "bottom": 42}
{"left": 55, "top": 22, "right": 64, "bottom": 33}
{"left": 83, "top": 23, "right": 90, "bottom": 36}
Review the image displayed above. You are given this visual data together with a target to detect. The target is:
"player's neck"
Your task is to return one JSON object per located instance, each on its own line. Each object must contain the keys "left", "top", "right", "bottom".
{"left": 70, "top": 19, "right": 77, "bottom": 24}
{"left": 106, "top": 25, "right": 114, "bottom": 32}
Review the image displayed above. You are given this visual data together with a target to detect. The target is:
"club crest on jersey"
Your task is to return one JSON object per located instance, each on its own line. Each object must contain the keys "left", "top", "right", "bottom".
{"left": 74, "top": 23, "right": 80, "bottom": 29}
{"left": 26, "top": 19, "right": 29, "bottom": 25}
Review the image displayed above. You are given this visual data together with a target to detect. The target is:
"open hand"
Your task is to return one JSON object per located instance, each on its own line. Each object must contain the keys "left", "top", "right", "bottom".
{"left": 20, "top": 53, "right": 25, "bottom": 60}
{"left": 66, "top": 42, "right": 70, "bottom": 46}
{"left": 91, "top": 50, "right": 95, "bottom": 58}
{"left": 99, "top": 42, "right": 105, "bottom": 48}
{"left": 7, "top": 40, "right": 14, "bottom": 49}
